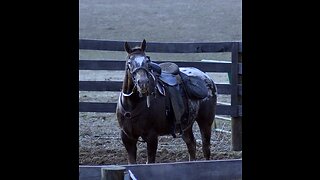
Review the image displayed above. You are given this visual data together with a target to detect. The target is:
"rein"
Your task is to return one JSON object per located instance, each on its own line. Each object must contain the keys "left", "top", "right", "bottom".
{"left": 122, "top": 84, "right": 136, "bottom": 97}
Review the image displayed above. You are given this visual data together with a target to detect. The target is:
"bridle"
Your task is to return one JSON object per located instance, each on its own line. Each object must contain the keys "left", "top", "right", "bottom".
{"left": 122, "top": 53, "right": 156, "bottom": 98}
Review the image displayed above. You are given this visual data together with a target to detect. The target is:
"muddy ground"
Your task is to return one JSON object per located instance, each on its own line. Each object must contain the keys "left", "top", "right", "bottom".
{"left": 79, "top": 0, "right": 242, "bottom": 165}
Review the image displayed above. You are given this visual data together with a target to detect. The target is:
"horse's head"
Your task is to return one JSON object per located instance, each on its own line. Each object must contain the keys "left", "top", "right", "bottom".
{"left": 124, "top": 39, "right": 155, "bottom": 98}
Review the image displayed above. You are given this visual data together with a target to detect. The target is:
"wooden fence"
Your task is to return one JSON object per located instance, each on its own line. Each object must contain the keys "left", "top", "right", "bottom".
{"left": 79, "top": 159, "right": 242, "bottom": 180}
{"left": 79, "top": 39, "right": 242, "bottom": 150}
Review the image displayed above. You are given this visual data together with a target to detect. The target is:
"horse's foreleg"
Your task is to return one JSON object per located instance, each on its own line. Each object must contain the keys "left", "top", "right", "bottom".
{"left": 182, "top": 127, "right": 196, "bottom": 161}
{"left": 146, "top": 135, "right": 158, "bottom": 164}
{"left": 121, "top": 131, "right": 138, "bottom": 164}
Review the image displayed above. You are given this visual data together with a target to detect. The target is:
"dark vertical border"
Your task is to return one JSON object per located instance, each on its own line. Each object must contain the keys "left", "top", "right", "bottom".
{"left": 10, "top": 0, "right": 80, "bottom": 179}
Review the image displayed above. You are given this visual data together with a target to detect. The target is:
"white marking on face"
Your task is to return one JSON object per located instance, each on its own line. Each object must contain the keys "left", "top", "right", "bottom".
{"left": 134, "top": 56, "right": 145, "bottom": 66}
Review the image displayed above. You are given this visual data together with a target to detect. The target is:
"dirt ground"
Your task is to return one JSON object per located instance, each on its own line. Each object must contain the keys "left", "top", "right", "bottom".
{"left": 79, "top": 0, "right": 242, "bottom": 165}
{"left": 79, "top": 112, "right": 242, "bottom": 165}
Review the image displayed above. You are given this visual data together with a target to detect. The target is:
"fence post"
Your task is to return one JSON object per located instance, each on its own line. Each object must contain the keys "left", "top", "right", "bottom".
{"left": 231, "top": 116, "right": 242, "bottom": 151}
{"left": 231, "top": 42, "right": 242, "bottom": 151}
{"left": 101, "top": 165, "right": 126, "bottom": 180}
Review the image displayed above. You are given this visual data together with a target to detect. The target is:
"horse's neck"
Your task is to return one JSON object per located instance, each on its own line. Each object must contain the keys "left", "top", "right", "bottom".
{"left": 121, "top": 70, "right": 142, "bottom": 109}
{"left": 122, "top": 70, "right": 132, "bottom": 94}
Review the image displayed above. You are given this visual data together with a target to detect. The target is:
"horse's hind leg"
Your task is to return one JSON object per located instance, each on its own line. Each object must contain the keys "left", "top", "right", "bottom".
{"left": 121, "top": 131, "right": 138, "bottom": 164}
{"left": 197, "top": 94, "right": 216, "bottom": 160}
{"left": 197, "top": 118, "right": 213, "bottom": 160}
{"left": 182, "top": 127, "right": 196, "bottom": 161}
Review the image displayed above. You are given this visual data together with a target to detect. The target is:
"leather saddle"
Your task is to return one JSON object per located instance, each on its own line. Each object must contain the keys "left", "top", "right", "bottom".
{"left": 155, "top": 62, "right": 208, "bottom": 99}
{"left": 150, "top": 62, "right": 209, "bottom": 137}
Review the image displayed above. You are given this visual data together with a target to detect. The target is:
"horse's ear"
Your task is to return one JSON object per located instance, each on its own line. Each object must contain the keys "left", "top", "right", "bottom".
{"left": 141, "top": 39, "right": 146, "bottom": 52}
{"left": 124, "top": 42, "right": 132, "bottom": 54}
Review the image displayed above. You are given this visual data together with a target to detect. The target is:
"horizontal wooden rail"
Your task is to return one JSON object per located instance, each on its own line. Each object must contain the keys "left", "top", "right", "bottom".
{"left": 79, "top": 81, "right": 237, "bottom": 95}
{"left": 79, "top": 159, "right": 242, "bottom": 180}
{"left": 79, "top": 81, "right": 123, "bottom": 92}
{"left": 79, "top": 60, "right": 233, "bottom": 73}
{"left": 79, "top": 102, "right": 240, "bottom": 116}
{"left": 79, "top": 39, "right": 240, "bottom": 53}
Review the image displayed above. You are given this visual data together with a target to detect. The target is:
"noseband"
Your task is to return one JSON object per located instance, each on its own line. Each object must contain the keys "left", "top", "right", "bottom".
{"left": 130, "top": 66, "right": 150, "bottom": 77}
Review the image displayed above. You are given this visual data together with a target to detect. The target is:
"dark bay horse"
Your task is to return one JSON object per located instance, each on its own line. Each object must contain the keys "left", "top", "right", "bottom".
{"left": 116, "top": 39, "right": 217, "bottom": 164}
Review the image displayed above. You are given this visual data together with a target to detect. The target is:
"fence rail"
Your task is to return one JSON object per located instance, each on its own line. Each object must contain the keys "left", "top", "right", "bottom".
{"left": 79, "top": 159, "right": 242, "bottom": 180}
{"left": 79, "top": 39, "right": 240, "bottom": 53}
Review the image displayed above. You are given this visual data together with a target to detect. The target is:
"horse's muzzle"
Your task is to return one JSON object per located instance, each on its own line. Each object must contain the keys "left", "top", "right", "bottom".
{"left": 136, "top": 78, "right": 149, "bottom": 96}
